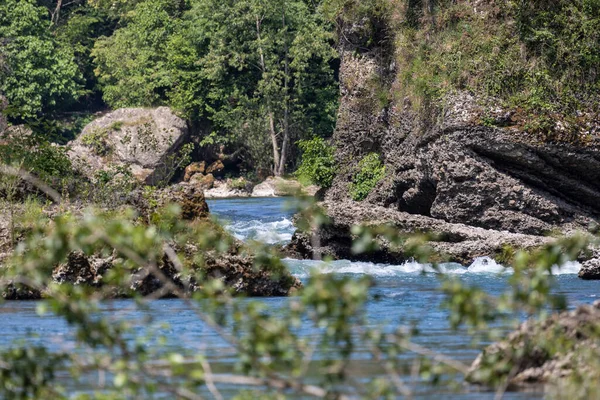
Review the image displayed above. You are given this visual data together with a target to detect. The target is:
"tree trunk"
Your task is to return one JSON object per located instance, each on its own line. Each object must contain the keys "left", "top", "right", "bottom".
{"left": 256, "top": 15, "right": 281, "bottom": 175}
{"left": 277, "top": 6, "right": 290, "bottom": 177}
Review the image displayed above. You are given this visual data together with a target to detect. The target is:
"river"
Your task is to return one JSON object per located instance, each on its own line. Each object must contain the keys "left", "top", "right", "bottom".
{"left": 1, "top": 197, "right": 597, "bottom": 399}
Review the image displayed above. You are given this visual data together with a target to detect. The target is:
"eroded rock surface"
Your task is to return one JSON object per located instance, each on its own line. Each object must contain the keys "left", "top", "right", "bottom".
{"left": 68, "top": 107, "right": 189, "bottom": 185}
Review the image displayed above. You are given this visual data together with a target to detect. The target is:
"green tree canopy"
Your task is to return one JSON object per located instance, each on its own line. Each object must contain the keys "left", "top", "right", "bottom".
{"left": 0, "top": 0, "right": 83, "bottom": 118}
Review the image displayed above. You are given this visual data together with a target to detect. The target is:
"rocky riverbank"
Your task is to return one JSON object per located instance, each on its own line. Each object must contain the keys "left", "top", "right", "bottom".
{"left": 0, "top": 184, "right": 301, "bottom": 300}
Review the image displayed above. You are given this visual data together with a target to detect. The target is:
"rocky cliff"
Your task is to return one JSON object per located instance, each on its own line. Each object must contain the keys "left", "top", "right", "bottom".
{"left": 290, "top": 2, "right": 600, "bottom": 265}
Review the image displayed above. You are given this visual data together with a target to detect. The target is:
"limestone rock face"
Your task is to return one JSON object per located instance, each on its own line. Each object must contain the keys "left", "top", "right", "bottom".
{"left": 68, "top": 107, "right": 189, "bottom": 185}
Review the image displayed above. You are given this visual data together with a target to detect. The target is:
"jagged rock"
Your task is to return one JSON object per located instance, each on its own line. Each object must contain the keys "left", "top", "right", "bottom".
{"left": 299, "top": 19, "right": 600, "bottom": 263}
{"left": 468, "top": 301, "right": 600, "bottom": 387}
{"left": 184, "top": 161, "right": 206, "bottom": 182}
{"left": 129, "top": 183, "right": 210, "bottom": 221}
{"left": 53, "top": 251, "right": 96, "bottom": 285}
{"left": 202, "top": 252, "right": 302, "bottom": 296}
{"left": 190, "top": 173, "right": 215, "bottom": 190}
{"left": 578, "top": 258, "right": 600, "bottom": 280}
{"left": 68, "top": 107, "right": 189, "bottom": 185}
{"left": 177, "top": 185, "right": 210, "bottom": 220}
{"left": 1, "top": 282, "right": 41, "bottom": 300}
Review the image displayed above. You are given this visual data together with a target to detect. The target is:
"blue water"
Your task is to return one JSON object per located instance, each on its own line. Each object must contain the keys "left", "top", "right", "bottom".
{"left": 0, "top": 197, "right": 597, "bottom": 399}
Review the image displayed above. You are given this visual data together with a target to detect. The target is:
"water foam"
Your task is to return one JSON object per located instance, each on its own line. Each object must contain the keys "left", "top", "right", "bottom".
{"left": 285, "top": 257, "right": 582, "bottom": 278}
{"left": 225, "top": 218, "right": 295, "bottom": 244}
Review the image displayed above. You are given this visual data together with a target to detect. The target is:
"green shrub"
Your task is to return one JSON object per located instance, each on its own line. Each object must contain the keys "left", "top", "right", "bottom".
{"left": 349, "top": 153, "right": 385, "bottom": 201}
{"left": 295, "top": 137, "right": 336, "bottom": 188}
{"left": 0, "top": 130, "right": 74, "bottom": 185}
{"left": 229, "top": 177, "right": 250, "bottom": 191}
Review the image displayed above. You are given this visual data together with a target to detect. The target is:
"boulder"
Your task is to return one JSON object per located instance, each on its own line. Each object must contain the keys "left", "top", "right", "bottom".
{"left": 68, "top": 107, "right": 189, "bottom": 185}
{"left": 206, "top": 160, "right": 225, "bottom": 176}
{"left": 251, "top": 177, "right": 306, "bottom": 197}
{"left": 184, "top": 161, "right": 206, "bottom": 182}
{"left": 578, "top": 258, "right": 600, "bottom": 280}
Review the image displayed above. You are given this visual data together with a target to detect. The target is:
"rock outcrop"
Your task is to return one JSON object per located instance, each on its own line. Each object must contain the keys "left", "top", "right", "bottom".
{"left": 251, "top": 177, "right": 318, "bottom": 198}
{"left": 578, "top": 258, "right": 600, "bottom": 280}
{"left": 289, "top": 17, "right": 600, "bottom": 267}
{"left": 68, "top": 107, "right": 189, "bottom": 185}
{"left": 468, "top": 301, "right": 600, "bottom": 387}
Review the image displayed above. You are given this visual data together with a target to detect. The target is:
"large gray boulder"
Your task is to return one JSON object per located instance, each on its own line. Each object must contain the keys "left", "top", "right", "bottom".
{"left": 68, "top": 107, "right": 189, "bottom": 185}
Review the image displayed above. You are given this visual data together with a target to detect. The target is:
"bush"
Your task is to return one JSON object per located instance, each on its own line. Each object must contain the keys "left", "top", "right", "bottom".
{"left": 295, "top": 137, "right": 336, "bottom": 188}
{"left": 349, "top": 153, "right": 385, "bottom": 201}
{"left": 0, "top": 129, "right": 74, "bottom": 185}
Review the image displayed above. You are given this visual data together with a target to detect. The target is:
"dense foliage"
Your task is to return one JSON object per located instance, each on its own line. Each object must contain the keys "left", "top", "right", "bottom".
{"left": 0, "top": 0, "right": 338, "bottom": 175}
{"left": 0, "top": 0, "right": 82, "bottom": 118}
{"left": 295, "top": 137, "right": 336, "bottom": 188}
{"left": 349, "top": 153, "right": 385, "bottom": 201}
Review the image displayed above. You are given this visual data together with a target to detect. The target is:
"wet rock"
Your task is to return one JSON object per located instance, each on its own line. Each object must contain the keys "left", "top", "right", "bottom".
{"left": 578, "top": 258, "right": 600, "bottom": 280}
{"left": 184, "top": 161, "right": 206, "bottom": 182}
{"left": 468, "top": 301, "right": 600, "bottom": 387}
{"left": 201, "top": 252, "right": 302, "bottom": 296}
{"left": 68, "top": 107, "right": 189, "bottom": 185}
{"left": 1, "top": 282, "right": 41, "bottom": 300}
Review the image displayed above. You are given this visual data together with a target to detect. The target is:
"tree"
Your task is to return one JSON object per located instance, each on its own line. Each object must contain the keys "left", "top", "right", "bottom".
{"left": 0, "top": 0, "right": 82, "bottom": 118}
{"left": 169, "top": 0, "right": 338, "bottom": 175}
{"left": 91, "top": 0, "right": 185, "bottom": 108}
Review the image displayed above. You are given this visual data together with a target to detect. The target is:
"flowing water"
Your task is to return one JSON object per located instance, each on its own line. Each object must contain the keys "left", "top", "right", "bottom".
{"left": 1, "top": 197, "right": 598, "bottom": 399}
